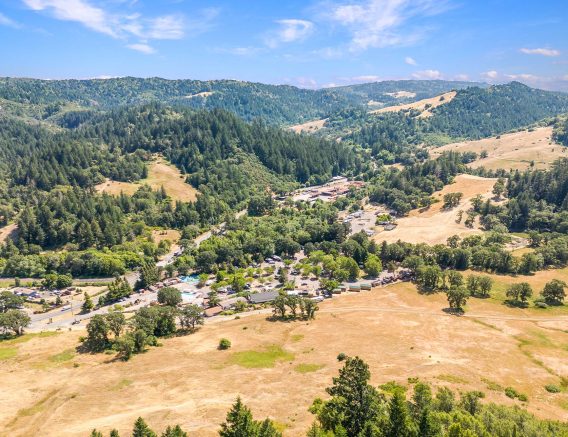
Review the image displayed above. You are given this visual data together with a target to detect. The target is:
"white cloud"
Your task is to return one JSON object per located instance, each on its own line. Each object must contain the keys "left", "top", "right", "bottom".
{"left": 22, "top": 0, "right": 218, "bottom": 53}
{"left": 481, "top": 70, "right": 499, "bottom": 80}
{"left": 224, "top": 46, "right": 264, "bottom": 56}
{"left": 266, "top": 19, "right": 314, "bottom": 48}
{"left": 412, "top": 69, "right": 442, "bottom": 79}
{"left": 454, "top": 74, "right": 469, "bottom": 81}
{"left": 563, "top": 75, "right": 568, "bottom": 81}
{"left": 126, "top": 43, "right": 155, "bottom": 54}
{"left": 327, "top": 0, "right": 451, "bottom": 51}
{"left": 24, "top": 0, "right": 117, "bottom": 36}
{"left": 350, "top": 75, "right": 381, "bottom": 82}
{"left": 284, "top": 77, "right": 318, "bottom": 89}
{"left": 146, "top": 15, "right": 184, "bottom": 40}
{"left": 0, "top": 12, "right": 21, "bottom": 28}
{"left": 505, "top": 73, "right": 539, "bottom": 81}
{"left": 520, "top": 47, "right": 560, "bottom": 57}
{"left": 405, "top": 56, "right": 417, "bottom": 65}
{"left": 313, "top": 46, "right": 343, "bottom": 59}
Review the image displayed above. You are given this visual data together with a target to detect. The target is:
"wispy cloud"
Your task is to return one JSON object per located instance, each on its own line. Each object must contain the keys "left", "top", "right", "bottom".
{"left": 24, "top": 0, "right": 117, "bottom": 36}
{"left": 520, "top": 47, "right": 560, "bottom": 57}
{"left": 221, "top": 46, "right": 265, "bottom": 56}
{"left": 349, "top": 75, "right": 381, "bottom": 82}
{"left": 405, "top": 56, "right": 417, "bottom": 65}
{"left": 265, "top": 19, "right": 314, "bottom": 48}
{"left": 326, "top": 0, "right": 452, "bottom": 51}
{"left": 0, "top": 12, "right": 22, "bottom": 28}
{"left": 412, "top": 69, "right": 442, "bottom": 79}
{"left": 22, "top": 0, "right": 217, "bottom": 53}
{"left": 126, "top": 43, "right": 155, "bottom": 54}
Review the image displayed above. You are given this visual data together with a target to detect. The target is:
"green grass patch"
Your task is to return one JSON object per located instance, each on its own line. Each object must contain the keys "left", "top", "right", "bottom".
{"left": 0, "top": 347, "right": 17, "bottom": 360}
{"left": 482, "top": 378, "right": 504, "bottom": 391}
{"left": 229, "top": 345, "right": 294, "bottom": 369}
{"left": 112, "top": 379, "right": 133, "bottom": 391}
{"left": 16, "top": 390, "right": 58, "bottom": 418}
{"left": 48, "top": 349, "right": 75, "bottom": 364}
{"left": 291, "top": 334, "right": 304, "bottom": 342}
{"left": 436, "top": 374, "right": 469, "bottom": 384}
{"left": 294, "top": 363, "right": 324, "bottom": 373}
{"left": 0, "top": 331, "right": 59, "bottom": 345}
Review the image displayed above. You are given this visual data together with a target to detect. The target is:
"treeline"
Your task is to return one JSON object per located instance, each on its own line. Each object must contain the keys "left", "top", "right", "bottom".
{"left": 90, "top": 356, "right": 568, "bottom": 436}
{"left": 553, "top": 115, "right": 568, "bottom": 146}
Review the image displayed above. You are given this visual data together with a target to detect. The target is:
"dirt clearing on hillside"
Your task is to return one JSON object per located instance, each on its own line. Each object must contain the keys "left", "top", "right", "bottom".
{"left": 431, "top": 127, "right": 564, "bottom": 171}
{"left": 374, "top": 174, "right": 497, "bottom": 245}
{"left": 371, "top": 91, "right": 456, "bottom": 118}
{"left": 96, "top": 159, "right": 198, "bottom": 202}
{"left": 289, "top": 118, "right": 327, "bottom": 133}
{"left": 1, "top": 281, "right": 566, "bottom": 436}
{"left": 0, "top": 223, "right": 18, "bottom": 244}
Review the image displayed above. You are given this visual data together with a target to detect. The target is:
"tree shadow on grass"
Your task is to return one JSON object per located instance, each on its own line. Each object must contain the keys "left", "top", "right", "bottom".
{"left": 442, "top": 307, "right": 465, "bottom": 316}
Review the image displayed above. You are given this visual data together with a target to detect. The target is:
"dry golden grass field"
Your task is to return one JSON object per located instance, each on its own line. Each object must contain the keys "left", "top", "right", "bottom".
{"left": 374, "top": 174, "right": 497, "bottom": 245}
{"left": 289, "top": 118, "right": 328, "bottom": 134}
{"left": 96, "top": 159, "right": 198, "bottom": 202}
{"left": 1, "top": 281, "right": 566, "bottom": 437}
{"left": 371, "top": 91, "right": 456, "bottom": 118}
{"left": 431, "top": 127, "right": 565, "bottom": 171}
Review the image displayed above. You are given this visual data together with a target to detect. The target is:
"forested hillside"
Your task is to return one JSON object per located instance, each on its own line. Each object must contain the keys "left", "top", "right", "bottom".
{"left": 429, "top": 82, "right": 568, "bottom": 138}
{"left": 0, "top": 77, "right": 485, "bottom": 126}
{"left": 0, "top": 77, "right": 354, "bottom": 125}
{"left": 319, "top": 82, "right": 568, "bottom": 164}
{"left": 332, "top": 79, "right": 484, "bottom": 106}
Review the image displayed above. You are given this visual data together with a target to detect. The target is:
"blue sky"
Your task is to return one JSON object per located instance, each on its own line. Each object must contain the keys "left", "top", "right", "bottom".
{"left": 1, "top": 0, "right": 567, "bottom": 90}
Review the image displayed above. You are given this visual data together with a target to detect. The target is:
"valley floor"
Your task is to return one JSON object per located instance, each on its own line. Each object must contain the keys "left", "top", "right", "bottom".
{"left": 1, "top": 281, "right": 567, "bottom": 436}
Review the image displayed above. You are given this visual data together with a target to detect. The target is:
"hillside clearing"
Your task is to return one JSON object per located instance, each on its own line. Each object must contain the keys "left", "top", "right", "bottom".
{"left": 1, "top": 281, "right": 566, "bottom": 436}
{"left": 96, "top": 159, "right": 198, "bottom": 202}
{"left": 289, "top": 118, "right": 327, "bottom": 133}
{"left": 374, "top": 174, "right": 497, "bottom": 245}
{"left": 0, "top": 223, "right": 18, "bottom": 244}
{"left": 431, "top": 127, "right": 565, "bottom": 170}
{"left": 371, "top": 91, "right": 456, "bottom": 118}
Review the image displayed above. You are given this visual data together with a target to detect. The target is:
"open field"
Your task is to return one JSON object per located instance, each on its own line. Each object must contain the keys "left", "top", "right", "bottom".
{"left": 374, "top": 174, "right": 497, "bottom": 245}
{"left": 289, "top": 118, "right": 327, "bottom": 134}
{"left": 431, "top": 127, "right": 565, "bottom": 171}
{"left": 1, "top": 281, "right": 566, "bottom": 436}
{"left": 371, "top": 91, "right": 456, "bottom": 118}
{"left": 96, "top": 159, "right": 198, "bottom": 202}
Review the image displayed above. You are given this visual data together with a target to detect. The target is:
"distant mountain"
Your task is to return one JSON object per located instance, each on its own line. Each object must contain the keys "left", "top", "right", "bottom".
{"left": 0, "top": 77, "right": 486, "bottom": 126}
{"left": 330, "top": 79, "right": 487, "bottom": 107}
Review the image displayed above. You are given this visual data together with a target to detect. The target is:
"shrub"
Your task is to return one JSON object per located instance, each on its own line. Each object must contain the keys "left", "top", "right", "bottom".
{"left": 218, "top": 338, "right": 231, "bottom": 350}
{"left": 545, "top": 384, "right": 560, "bottom": 393}
{"left": 337, "top": 352, "right": 347, "bottom": 362}
{"left": 505, "top": 387, "right": 518, "bottom": 399}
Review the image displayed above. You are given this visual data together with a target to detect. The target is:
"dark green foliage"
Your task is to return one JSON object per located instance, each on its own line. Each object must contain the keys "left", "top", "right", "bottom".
{"left": 428, "top": 82, "right": 568, "bottom": 138}
{"left": 541, "top": 279, "right": 566, "bottom": 304}
{"left": 219, "top": 397, "right": 281, "bottom": 437}
{"left": 0, "top": 309, "right": 31, "bottom": 335}
{"left": 132, "top": 417, "right": 157, "bottom": 437}
{"left": 157, "top": 287, "right": 182, "bottom": 307}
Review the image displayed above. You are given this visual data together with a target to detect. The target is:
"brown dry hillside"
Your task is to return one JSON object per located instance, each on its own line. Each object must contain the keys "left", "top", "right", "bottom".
{"left": 370, "top": 91, "right": 456, "bottom": 118}
{"left": 96, "top": 159, "right": 198, "bottom": 202}
{"left": 431, "top": 126, "right": 565, "bottom": 171}
{"left": 374, "top": 174, "right": 497, "bottom": 245}
{"left": 1, "top": 282, "right": 566, "bottom": 436}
